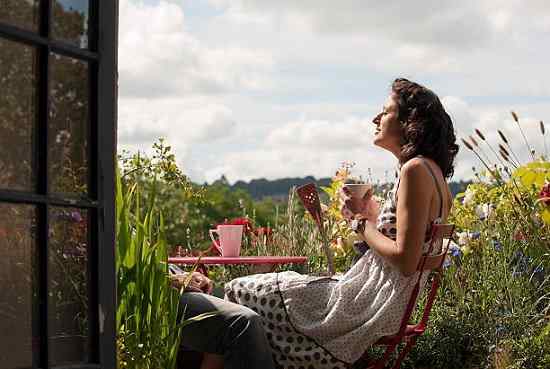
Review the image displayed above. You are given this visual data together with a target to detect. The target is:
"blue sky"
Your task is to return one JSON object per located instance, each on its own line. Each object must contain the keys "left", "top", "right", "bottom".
{"left": 118, "top": 0, "right": 550, "bottom": 183}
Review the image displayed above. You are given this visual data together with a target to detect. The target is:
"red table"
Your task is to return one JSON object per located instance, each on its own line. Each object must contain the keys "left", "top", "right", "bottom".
{"left": 168, "top": 256, "right": 308, "bottom": 274}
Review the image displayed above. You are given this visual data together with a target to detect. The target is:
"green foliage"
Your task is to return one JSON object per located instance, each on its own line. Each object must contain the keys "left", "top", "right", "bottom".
{"left": 116, "top": 170, "right": 184, "bottom": 369}
{"left": 118, "top": 139, "right": 281, "bottom": 253}
{"left": 403, "top": 157, "right": 550, "bottom": 369}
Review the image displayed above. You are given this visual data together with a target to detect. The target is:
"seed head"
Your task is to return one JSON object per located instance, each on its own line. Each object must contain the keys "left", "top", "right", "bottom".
{"left": 540, "top": 121, "right": 545, "bottom": 135}
{"left": 475, "top": 129, "right": 486, "bottom": 141}
{"left": 461, "top": 138, "right": 474, "bottom": 151}
{"left": 499, "top": 149, "right": 510, "bottom": 162}
{"left": 511, "top": 111, "right": 519, "bottom": 122}
{"left": 498, "top": 144, "right": 510, "bottom": 156}
{"left": 469, "top": 135, "right": 479, "bottom": 147}
{"left": 498, "top": 130, "right": 509, "bottom": 144}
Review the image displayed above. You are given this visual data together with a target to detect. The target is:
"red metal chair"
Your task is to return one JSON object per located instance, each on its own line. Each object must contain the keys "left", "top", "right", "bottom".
{"left": 360, "top": 223, "right": 456, "bottom": 369}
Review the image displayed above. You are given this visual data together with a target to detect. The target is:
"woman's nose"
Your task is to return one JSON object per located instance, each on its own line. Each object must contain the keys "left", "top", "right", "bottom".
{"left": 372, "top": 113, "right": 381, "bottom": 125}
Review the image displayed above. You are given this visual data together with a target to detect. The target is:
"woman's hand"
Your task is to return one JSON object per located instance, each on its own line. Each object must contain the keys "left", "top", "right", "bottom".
{"left": 170, "top": 272, "right": 213, "bottom": 294}
{"left": 362, "top": 219, "right": 378, "bottom": 237}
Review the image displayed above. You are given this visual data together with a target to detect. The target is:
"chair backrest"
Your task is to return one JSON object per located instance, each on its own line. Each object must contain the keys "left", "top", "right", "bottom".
{"left": 296, "top": 183, "right": 323, "bottom": 230}
{"left": 396, "top": 223, "right": 456, "bottom": 335}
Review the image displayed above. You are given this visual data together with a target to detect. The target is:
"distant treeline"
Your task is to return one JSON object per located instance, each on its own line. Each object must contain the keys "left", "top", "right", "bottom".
{"left": 225, "top": 176, "right": 471, "bottom": 201}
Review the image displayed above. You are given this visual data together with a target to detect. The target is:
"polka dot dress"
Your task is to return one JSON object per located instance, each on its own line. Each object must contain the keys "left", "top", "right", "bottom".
{"left": 225, "top": 178, "right": 439, "bottom": 368}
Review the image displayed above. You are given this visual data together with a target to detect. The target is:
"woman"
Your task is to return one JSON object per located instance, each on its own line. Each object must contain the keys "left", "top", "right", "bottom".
{"left": 225, "top": 78, "right": 459, "bottom": 368}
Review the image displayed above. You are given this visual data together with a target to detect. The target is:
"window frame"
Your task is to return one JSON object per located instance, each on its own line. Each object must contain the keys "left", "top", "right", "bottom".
{"left": 0, "top": 1, "right": 118, "bottom": 368}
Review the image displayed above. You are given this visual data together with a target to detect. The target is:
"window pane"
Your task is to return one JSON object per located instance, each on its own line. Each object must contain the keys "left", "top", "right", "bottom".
{"left": 0, "top": 0, "right": 40, "bottom": 32}
{"left": 0, "top": 38, "right": 37, "bottom": 191}
{"left": 48, "top": 53, "right": 89, "bottom": 196}
{"left": 48, "top": 207, "right": 89, "bottom": 365}
{"left": 52, "top": 0, "right": 89, "bottom": 49}
{"left": 0, "top": 203, "right": 39, "bottom": 369}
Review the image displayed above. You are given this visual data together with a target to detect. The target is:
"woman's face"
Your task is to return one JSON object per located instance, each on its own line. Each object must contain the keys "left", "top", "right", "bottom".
{"left": 372, "top": 94, "right": 402, "bottom": 152}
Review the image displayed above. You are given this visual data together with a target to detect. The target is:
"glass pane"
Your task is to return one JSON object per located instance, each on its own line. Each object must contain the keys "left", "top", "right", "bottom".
{"left": 0, "top": 203, "right": 39, "bottom": 369}
{"left": 52, "top": 0, "right": 89, "bottom": 48}
{"left": 48, "top": 53, "right": 89, "bottom": 196}
{"left": 0, "top": 0, "right": 40, "bottom": 32}
{"left": 0, "top": 38, "right": 37, "bottom": 191}
{"left": 48, "top": 207, "right": 89, "bottom": 365}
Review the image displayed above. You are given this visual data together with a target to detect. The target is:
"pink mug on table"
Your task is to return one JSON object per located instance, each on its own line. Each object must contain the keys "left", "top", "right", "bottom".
{"left": 209, "top": 225, "right": 243, "bottom": 257}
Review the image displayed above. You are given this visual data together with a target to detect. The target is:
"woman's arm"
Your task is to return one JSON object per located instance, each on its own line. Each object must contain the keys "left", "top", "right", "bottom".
{"left": 357, "top": 159, "right": 433, "bottom": 277}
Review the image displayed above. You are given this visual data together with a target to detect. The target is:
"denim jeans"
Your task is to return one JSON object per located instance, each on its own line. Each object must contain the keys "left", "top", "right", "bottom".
{"left": 179, "top": 292, "right": 275, "bottom": 369}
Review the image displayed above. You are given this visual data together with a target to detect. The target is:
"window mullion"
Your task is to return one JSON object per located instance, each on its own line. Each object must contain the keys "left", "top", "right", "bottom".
{"left": 37, "top": 0, "right": 51, "bottom": 368}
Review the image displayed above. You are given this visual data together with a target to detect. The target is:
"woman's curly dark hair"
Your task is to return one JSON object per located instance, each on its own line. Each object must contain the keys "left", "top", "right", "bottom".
{"left": 391, "top": 78, "right": 459, "bottom": 178}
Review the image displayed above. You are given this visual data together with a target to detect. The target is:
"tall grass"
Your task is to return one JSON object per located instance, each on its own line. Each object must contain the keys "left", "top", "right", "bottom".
{"left": 115, "top": 171, "right": 183, "bottom": 369}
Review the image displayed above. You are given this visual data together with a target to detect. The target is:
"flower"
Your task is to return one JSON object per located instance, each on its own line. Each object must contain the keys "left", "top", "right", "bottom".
{"left": 462, "top": 188, "right": 475, "bottom": 206}
{"left": 475, "top": 203, "right": 493, "bottom": 220}
{"left": 448, "top": 240, "right": 462, "bottom": 257}
{"left": 457, "top": 231, "right": 470, "bottom": 246}
{"left": 457, "top": 231, "right": 479, "bottom": 245}
{"left": 443, "top": 240, "right": 462, "bottom": 268}
{"left": 539, "top": 182, "right": 550, "bottom": 206}
{"left": 492, "top": 239, "right": 503, "bottom": 251}
{"left": 224, "top": 217, "right": 253, "bottom": 234}
{"left": 254, "top": 227, "right": 273, "bottom": 242}
{"left": 513, "top": 230, "right": 526, "bottom": 241}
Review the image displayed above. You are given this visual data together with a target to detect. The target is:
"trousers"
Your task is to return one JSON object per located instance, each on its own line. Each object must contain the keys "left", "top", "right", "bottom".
{"left": 180, "top": 292, "right": 276, "bottom": 369}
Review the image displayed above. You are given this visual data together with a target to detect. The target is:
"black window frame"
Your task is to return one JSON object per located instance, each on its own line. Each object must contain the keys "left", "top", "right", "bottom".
{"left": 0, "top": 1, "right": 118, "bottom": 368}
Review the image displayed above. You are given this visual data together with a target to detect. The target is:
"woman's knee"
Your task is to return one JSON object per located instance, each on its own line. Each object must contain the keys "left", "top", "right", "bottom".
{"left": 225, "top": 306, "right": 265, "bottom": 342}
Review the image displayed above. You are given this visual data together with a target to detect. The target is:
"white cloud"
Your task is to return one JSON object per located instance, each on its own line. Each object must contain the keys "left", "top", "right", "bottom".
{"left": 118, "top": 0, "right": 550, "bottom": 184}
{"left": 202, "top": 115, "right": 397, "bottom": 183}
{"left": 209, "top": 0, "right": 495, "bottom": 49}
{"left": 266, "top": 117, "right": 371, "bottom": 150}
{"left": 118, "top": 0, "right": 275, "bottom": 99}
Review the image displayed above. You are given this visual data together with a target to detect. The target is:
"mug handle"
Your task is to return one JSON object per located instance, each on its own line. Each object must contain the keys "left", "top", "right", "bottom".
{"left": 209, "top": 229, "right": 222, "bottom": 255}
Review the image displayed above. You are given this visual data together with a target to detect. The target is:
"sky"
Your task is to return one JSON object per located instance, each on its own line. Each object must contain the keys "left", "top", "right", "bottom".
{"left": 117, "top": 0, "right": 550, "bottom": 184}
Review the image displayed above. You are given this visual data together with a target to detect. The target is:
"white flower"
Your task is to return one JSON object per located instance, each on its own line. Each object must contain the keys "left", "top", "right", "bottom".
{"left": 457, "top": 231, "right": 470, "bottom": 246}
{"left": 463, "top": 188, "right": 475, "bottom": 206}
{"left": 475, "top": 203, "right": 493, "bottom": 220}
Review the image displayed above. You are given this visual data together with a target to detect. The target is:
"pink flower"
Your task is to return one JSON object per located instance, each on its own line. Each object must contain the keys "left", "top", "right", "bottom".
{"left": 513, "top": 230, "right": 526, "bottom": 241}
{"left": 539, "top": 183, "right": 550, "bottom": 206}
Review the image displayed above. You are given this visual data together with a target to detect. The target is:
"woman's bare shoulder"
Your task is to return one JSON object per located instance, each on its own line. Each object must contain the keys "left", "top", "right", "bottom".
{"left": 399, "top": 158, "right": 433, "bottom": 183}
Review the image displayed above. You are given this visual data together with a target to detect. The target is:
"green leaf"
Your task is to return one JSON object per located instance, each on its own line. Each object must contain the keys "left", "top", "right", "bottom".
{"left": 541, "top": 208, "right": 550, "bottom": 225}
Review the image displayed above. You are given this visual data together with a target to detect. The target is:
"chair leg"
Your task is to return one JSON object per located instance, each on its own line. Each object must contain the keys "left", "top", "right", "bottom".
{"left": 391, "top": 337, "right": 417, "bottom": 369}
